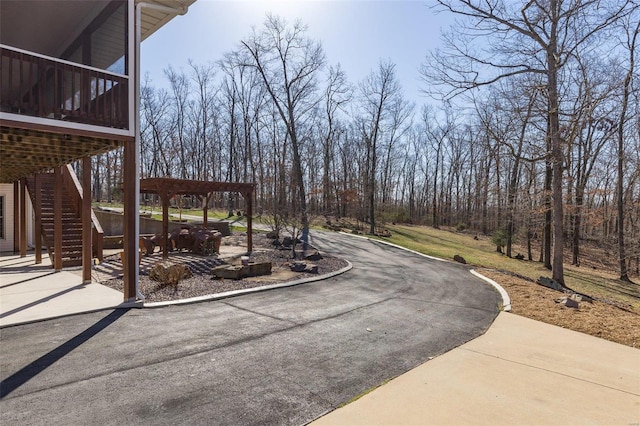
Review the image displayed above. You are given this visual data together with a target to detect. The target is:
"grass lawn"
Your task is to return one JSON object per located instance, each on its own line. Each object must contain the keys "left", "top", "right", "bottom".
{"left": 378, "top": 224, "right": 640, "bottom": 311}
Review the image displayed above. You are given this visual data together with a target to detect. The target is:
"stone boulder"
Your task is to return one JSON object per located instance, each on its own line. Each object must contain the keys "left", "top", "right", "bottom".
{"left": 537, "top": 276, "right": 564, "bottom": 291}
{"left": 266, "top": 230, "right": 279, "bottom": 239}
{"left": 290, "top": 261, "right": 318, "bottom": 274}
{"left": 149, "top": 263, "right": 192, "bottom": 286}
{"left": 305, "top": 251, "right": 323, "bottom": 261}
{"left": 453, "top": 254, "right": 467, "bottom": 264}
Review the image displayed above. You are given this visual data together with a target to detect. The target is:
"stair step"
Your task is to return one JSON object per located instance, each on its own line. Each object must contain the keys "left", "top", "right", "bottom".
{"left": 26, "top": 170, "right": 103, "bottom": 271}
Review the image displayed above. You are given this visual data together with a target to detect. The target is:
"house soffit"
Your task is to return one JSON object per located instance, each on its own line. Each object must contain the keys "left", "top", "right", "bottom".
{"left": 1, "top": 0, "right": 196, "bottom": 61}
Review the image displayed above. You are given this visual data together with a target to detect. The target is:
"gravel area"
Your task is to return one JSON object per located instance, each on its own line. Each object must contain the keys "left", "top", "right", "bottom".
{"left": 100, "top": 233, "right": 349, "bottom": 303}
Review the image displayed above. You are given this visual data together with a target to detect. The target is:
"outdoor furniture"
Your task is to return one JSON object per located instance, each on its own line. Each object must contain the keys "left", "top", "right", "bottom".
{"left": 147, "top": 226, "right": 222, "bottom": 257}
{"left": 192, "top": 228, "right": 222, "bottom": 255}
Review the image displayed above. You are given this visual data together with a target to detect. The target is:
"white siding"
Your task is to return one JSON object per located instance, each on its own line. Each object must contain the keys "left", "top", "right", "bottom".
{"left": 0, "top": 184, "right": 15, "bottom": 252}
{"left": 0, "top": 183, "right": 35, "bottom": 252}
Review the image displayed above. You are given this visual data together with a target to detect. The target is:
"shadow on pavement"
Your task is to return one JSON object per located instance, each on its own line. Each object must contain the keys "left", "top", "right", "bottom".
{"left": 0, "top": 308, "right": 130, "bottom": 399}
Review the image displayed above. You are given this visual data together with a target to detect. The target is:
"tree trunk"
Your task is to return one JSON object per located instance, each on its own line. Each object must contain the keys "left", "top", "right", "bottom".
{"left": 542, "top": 144, "right": 553, "bottom": 268}
{"left": 548, "top": 3, "right": 565, "bottom": 285}
{"left": 616, "top": 20, "right": 638, "bottom": 282}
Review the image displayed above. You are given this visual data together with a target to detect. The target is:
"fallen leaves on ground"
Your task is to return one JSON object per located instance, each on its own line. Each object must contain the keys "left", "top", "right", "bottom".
{"left": 478, "top": 268, "right": 640, "bottom": 348}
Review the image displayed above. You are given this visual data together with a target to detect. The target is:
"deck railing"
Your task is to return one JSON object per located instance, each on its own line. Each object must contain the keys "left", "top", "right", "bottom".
{"left": 1, "top": 44, "right": 128, "bottom": 130}
{"left": 63, "top": 165, "right": 105, "bottom": 261}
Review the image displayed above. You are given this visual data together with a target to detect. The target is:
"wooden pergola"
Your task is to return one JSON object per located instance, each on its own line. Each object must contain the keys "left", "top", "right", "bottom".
{"left": 139, "top": 178, "right": 256, "bottom": 259}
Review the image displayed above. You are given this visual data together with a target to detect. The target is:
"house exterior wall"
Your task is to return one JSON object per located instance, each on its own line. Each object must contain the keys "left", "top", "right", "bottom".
{"left": 0, "top": 183, "right": 34, "bottom": 252}
{"left": 0, "top": 184, "right": 14, "bottom": 252}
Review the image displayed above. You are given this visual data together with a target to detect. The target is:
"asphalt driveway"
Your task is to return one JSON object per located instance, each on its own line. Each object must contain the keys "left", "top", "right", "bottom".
{"left": 0, "top": 231, "right": 500, "bottom": 425}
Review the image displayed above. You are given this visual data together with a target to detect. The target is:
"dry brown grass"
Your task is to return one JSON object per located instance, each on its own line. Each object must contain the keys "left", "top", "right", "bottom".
{"left": 478, "top": 268, "right": 640, "bottom": 348}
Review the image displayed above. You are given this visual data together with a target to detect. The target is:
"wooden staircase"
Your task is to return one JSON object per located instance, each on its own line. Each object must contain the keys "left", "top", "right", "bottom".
{"left": 26, "top": 166, "right": 103, "bottom": 268}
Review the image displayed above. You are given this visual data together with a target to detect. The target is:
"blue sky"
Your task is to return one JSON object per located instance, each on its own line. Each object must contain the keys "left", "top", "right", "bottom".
{"left": 141, "top": 0, "right": 452, "bottom": 105}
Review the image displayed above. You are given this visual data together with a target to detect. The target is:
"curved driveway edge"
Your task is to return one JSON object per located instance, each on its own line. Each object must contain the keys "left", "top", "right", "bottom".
{"left": 1, "top": 230, "right": 503, "bottom": 425}
{"left": 470, "top": 269, "right": 511, "bottom": 312}
{"left": 337, "top": 231, "right": 511, "bottom": 312}
{"left": 143, "top": 260, "right": 353, "bottom": 308}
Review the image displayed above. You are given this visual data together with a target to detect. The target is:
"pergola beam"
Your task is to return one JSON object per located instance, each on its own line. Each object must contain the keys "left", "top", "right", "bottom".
{"left": 140, "top": 178, "right": 256, "bottom": 256}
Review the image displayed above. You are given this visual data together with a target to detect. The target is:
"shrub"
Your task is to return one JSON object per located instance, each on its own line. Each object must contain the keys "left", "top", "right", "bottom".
{"left": 491, "top": 229, "right": 507, "bottom": 253}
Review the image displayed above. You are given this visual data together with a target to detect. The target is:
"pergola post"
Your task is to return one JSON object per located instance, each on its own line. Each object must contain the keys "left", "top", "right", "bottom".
{"left": 19, "top": 178, "right": 27, "bottom": 257}
{"left": 245, "top": 190, "right": 253, "bottom": 253}
{"left": 162, "top": 193, "right": 170, "bottom": 260}
{"left": 202, "top": 193, "right": 210, "bottom": 227}
{"left": 53, "top": 167, "right": 63, "bottom": 271}
{"left": 34, "top": 174, "right": 42, "bottom": 264}
{"left": 82, "top": 156, "right": 92, "bottom": 283}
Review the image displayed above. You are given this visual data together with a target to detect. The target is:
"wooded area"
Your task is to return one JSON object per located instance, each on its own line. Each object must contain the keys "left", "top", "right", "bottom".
{"left": 86, "top": 3, "right": 640, "bottom": 284}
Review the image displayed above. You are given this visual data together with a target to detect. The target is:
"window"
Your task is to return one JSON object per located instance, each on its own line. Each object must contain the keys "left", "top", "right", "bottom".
{"left": 0, "top": 195, "right": 4, "bottom": 239}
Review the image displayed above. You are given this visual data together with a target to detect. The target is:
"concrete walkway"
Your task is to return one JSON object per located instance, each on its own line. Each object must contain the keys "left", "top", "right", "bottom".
{"left": 0, "top": 253, "right": 132, "bottom": 327}
{"left": 311, "top": 311, "right": 640, "bottom": 425}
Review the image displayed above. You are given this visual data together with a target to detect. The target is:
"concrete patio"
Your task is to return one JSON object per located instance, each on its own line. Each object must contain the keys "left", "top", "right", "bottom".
{"left": 0, "top": 252, "right": 135, "bottom": 327}
{"left": 0, "top": 242, "right": 259, "bottom": 327}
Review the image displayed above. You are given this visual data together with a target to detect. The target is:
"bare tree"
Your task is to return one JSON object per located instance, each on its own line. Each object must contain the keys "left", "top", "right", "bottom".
{"left": 422, "top": 105, "right": 455, "bottom": 229}
{"left": 188, "top": 60, "right": 217, "bottom": 181}
{"left": 240, "top": 14, "right": 325, "bottom": 248}
{"left": 322, "top": 64, "right": 352, "bottom": 213}
{"left": 165, "top": 66, "right": 191, "bottom": 179}
{"left": 421, "top": 0, "right": 632, "bottom": 284}
{"left": 358, "top": 60, "right": 404, "bottom": 234}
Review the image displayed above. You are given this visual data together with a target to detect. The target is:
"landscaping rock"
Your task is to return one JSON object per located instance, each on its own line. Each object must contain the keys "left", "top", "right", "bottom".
{"left": 565, "top": 298, "right": 580, "bottom": 308}
{"left": 149, "top": 263, "right": 192, "bottom": 286}
{"left": 537, "top": 276, "right": 564, "bottom": 291}
{"left": 290, "top": 261, "right": 307, "bottom": 272}
{"left": 211, "top": 262, "right": 273, "bottom": 280}
{"left": 305, "top": 251, "right": 323, "bottom": 261}
{"left": 266, "top": 230, "right": 279, "bottom": 239}
{"left": 211, "top": 265, "right": 244, "bottom": 280}
{"left": 453, "top": 254, "right": 467, "bottom": 264}
{"left": 376, "top": 229, "right": 392, "bottom": 238}
{"left": 289, "top": 261, "right": 318, "bottom": 274}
